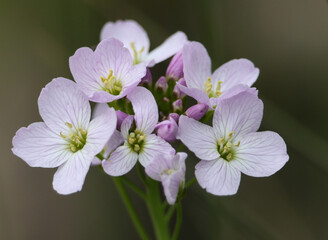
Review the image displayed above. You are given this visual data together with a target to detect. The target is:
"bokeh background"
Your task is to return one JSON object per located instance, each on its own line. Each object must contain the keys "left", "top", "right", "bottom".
{"left": 1, "top": 0, "right": 327, "bottom": 239}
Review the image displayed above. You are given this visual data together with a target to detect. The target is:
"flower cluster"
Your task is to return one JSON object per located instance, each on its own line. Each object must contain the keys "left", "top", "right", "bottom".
{"left": 12, "top": 19, "right": 288, "bottom": 204}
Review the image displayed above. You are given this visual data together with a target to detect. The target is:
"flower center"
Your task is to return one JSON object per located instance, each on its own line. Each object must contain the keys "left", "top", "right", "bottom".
{"left": 101, "top": 69, "right": 122, "bottom": 95}
{"left": 204, "top": 77, "right": 223, "bottom": 98}
{"left": 130, "top": 42, "right": 145, "bottom": 65}
{"left": 161, "top": 169, "right": 175, "bottom": 176}
{"left": 217, "top": 131, "right": 240, "bottom": 162}
{"left": 128, "top": 130, "right": 146, "bottom": 153}
{"left": 60, "top": 122, "right": 87, "bottom": 153}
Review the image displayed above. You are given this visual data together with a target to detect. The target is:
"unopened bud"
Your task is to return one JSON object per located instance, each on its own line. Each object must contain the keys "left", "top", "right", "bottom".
{"left": 168, "top": 113, "right": 179, "bottom": 123}
{"left": 155, "top": 117, "right": 178, "bottom": 142}
{"left": 155, "top": 76, "right": 168, "bottom": 93}
{"left": 140, "top": 68, "right": 152, "bottom": 86}
{"left": 173, "top": 78, "right": 187, "bottom": 98}
{"left": 172, "top": 99, "right": 183, "bottom": 113}
{"left": 166, "top": 50, "right": 183, "bottom": 80}
{"left": 185, "top": 103, "right": 209, "bottom": 120}
{"left": 116, "top": 110, "right": 128, "bottom": 130}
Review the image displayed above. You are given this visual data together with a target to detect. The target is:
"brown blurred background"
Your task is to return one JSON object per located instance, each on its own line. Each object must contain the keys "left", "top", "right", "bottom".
{"left": 1, "top": 0, "right": 327, "bottom": 239}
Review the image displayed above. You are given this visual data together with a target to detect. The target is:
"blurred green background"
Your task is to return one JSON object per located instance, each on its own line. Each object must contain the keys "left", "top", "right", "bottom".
{"left": 1, "top": 0, "right": 327, "bottom": 239}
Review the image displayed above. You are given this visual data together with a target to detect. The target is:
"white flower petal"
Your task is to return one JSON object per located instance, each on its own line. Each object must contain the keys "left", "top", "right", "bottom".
{"left": 102, "top": 145, "right": 138, "bottom": 176}
{"left": 52, "top": 150, "right": 93, "bottom": 195}
{"left": 84, "top": 106, "right": 117, "bottom": 156}
{"left": 121, "top": 115, "right": 134, "bottom": 139}
{"left": 161, "top": 171, "right": 183, "bottom": 205}
{"left": 128, "top": 87, "right": 158, "bottom": 134}
{"left": 176, "top": 83, "right": 210, "bottom": 106}
{"left": 146, "top": 31, "right": 187, "bottom": 66}
{"left": 183, "top": 41, "right": 211, "bottom": 89}
{"left": 100, "top": 20, "right": 150, "bottom": 58}
{"left": 177, "top": 116, "right": 219, "bottom": 161}
{"left": 195, "top": 159, "right": 241, "bottom": 196}
{"left": 138, "top": 134, "right": 175, "bottom": 167}
{"left": 213, "top": 90, "right": 263, "bottom": 140}
{"left": 230, "top": 131, "right": 289, "bottom": 177}
{"left": 12, "top": 122, "right": 71, "bottom": 168}
{"left": 211, "top": 58, "right": 259, "bottom": 92}
{"left": 38, "top": 78, "right": 91, "bottom": 134}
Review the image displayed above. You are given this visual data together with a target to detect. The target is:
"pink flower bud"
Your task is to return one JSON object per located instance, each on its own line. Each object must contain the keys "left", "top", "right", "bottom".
{"left": 172, "top": 99, "right": 183, "bottom": 113}
{"left": 140, "top": 68, "right": 152, "bottom": 86}
{"left": 166, "top": 50, "right": 183, "bottom": 80}
{"left": 173, "top": 78, "right": 187, "bottom": 98}
{"left": 116, "top": 110, "right": 128, "bottom": 130}
{"left": 155, "top": 76, "right": 168, "bottom": 92}
{"left": 156, "top": 117, "right": 178, "bottom": 142}
{"left": 168, "top": 113, "right": 179, "bottom": 123}
{"left": 185, "top": 103, "right": 209, "bottom": 120}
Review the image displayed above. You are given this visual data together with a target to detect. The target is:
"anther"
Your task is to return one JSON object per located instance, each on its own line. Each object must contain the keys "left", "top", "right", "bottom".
{"left": 134, "top": 144, "right": 140, "bottom": 152}
{"left": 60, "top": 132, "right": 66, "bottom": 138}
{"left": 216, "top": 81, "right": 223, "bottom": 96}
{"left": 228, "top": 131, "right": 234, "bottom": 139}
{"left": 65, "top": 122, "right": 73, "bottom": 128}
{"left": 129, "top": 132, "right": 136, "bottom": 138}
{"left": 234, "top": 141, "right": 240, "bottom": 147}
{"left": 226, "top": 153, "right": 232, "bottom": 161}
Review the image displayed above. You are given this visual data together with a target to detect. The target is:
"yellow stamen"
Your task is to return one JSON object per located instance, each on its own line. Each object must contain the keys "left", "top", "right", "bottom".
{"left": 205, "top": 77, "right": 213, "bottom": 94}
{"left": 228, "top": 131, "right": 234, "bottom": 139}
{"left": 60, "top": 132, "right": 66, "bottom": 138}
{"left": 134, "top": 144, "right": 140, "bottom": 152}
{"left": 216, "top": 81, "right": 223, "bottom": 96}
{"left": 234, "top": 141, "right": 240, "bottom": 147}
{"left": 65, "top": 122, "right": 73, "bottom": 128}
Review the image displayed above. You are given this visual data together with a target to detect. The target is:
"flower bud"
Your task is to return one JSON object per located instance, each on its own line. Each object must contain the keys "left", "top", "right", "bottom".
{"left": 156, "top": 117, "right": 178, "bottom": 142}
{"left": 173, "top": 78, "right": 186, "bottom": 98}
{"left": 172, "top": 99, "right": 183, "bottom": 113}
{"left": 140, "top": 68, "right": 152, "bottom": 86}
{"left": 185, "top": 103, "right": 209, "bottom": 120}
{"left": 155, "top": 76, "right": 168, "bottom": 93}
{"left": 116, "top": 110, "right": 128, "bottom": 130}
{"left": 166, "top": 50, "right": 183, "bottom": 80}
{"left": 168, "top": 113, "right": 179, "bottom": 123}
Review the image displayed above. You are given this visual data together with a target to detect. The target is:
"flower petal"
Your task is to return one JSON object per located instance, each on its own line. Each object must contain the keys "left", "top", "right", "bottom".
{"left": 195, "top": 159, "right": 241, "bottom": 196}
{"left": 128, "top": 87, "right": 158, "bottom": 134}
{"left": 69, "top": 47, "right": 101, "bottom": 97}
{"left": 211, "top": 59, "right": 259, "bottom": 92}
{"left": 177, "top": 116, "right": 219, "bottom": 161}
{"left": 100, "top": 20, "right": 150, "bottom": 59}
{"left": 38, "top": 77, "right": 91, "bottom": 134}
{"left": 213, "top": 90, "right": 263, "bottom": 140}
{"left": 138, "top": 134, "right": 175, "bottom": 167}
{"left": 231, "top": 131, "right": 289, "bottom": 177}
{"left": 12, "top": 122, "right": 71, "bottom": 168}
{"left": 176, "top": 83, "right": 210, "bottom": 106}
{"left": 84, "top": 106, "right": 117, "bottom": 156}
{"left": 121, "top": 115, "right": 134, "bottom": 139}
{"left": 102, "top": 145, "right": 138, "bottom": 176}
{"left": 182, "top": 41, "right": 211, "bottom": 89}
{"left": 145, "top": 154, "right": 172, "bottom": 181}
{"left": 161, "top": 171, "right": 183, "bottom": 205}
{"left": 146, "top": 31, "right": 187, "bottom": 66}
{"left": 52, "top": 150, "right": 93, "bottom": 195}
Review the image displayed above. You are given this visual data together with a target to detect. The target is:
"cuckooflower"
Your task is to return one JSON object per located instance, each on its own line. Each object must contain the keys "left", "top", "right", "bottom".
{"left": 177, "top": 90, "right": 288, "bottom": 195}
{"left": 69, "top": 38, "right": 146, "bottom": 103}
{"left": 155, "top": 116, "right": 179, "bottom": 143}
{"left": 100, "top": 20, "right": 187, "bottom": 67}
{"left": 12, "top": 78, "right": 117, "bottom": 194}
{"left": 146, "top": 152, "right": 187, "bottom": 205}
{"left": 102, "top": 87, "right": 175, "bottom": 176}
{"left": 177, "top": 41, "right": 259, "bottom": 109}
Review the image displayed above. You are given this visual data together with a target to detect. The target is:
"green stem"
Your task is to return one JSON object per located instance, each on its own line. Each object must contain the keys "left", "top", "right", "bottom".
{"left": 164, "top": 205, "right": 177, "bottom": 223}
{"left": 113, "top": 177, "right": 150, "bottom": 240}
{"left": 171, "top": 202, "right": 182, "bottom": 240}
{"left": 121, "top": 176, "right": 146, "bottom": 200}
{"left": 145, "top": 178, "right": 170, "bottom": 240}
{"left": 185, "top": 177, "right": 197, "bottom": 188}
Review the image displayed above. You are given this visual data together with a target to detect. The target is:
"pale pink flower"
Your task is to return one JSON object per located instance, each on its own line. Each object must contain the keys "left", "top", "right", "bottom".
{"left": 102, "top": 87, "right": 175, "bottom": 176}
{"left": 12, "top": 78, "right": 117, "bottom": 194}
{"left": 146, "top": 152, "right": 187, "bottom": 205}
{"left": 69, "top": 38, "right": 146, "bottom": 103}
{"left": 178, "top": 90, "right": 288, "bottom": 195}
{"left": 177, "top": 41, "right": 259, "bottom": 108}
{"left": 100, "top": 20, "right": 187, "bottom": 67}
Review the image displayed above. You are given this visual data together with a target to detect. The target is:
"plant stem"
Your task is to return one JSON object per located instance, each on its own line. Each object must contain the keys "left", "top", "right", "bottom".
{"left": 121, "top": 176, "right": 146, "bottom": 200}
{"left": 185, "top": 177, "right": 197, "bottom": 188}
{"left": 171, "top": 202, "right": 182, "bottom": 240}
{"left": 164, "top": 205, "right": 176, "bottom": 223}
{"left": 145, "top": 178, "right": 170, "bottom": 240}
{"left": 113, "top": 177, "right": 150, "bottom": 240}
